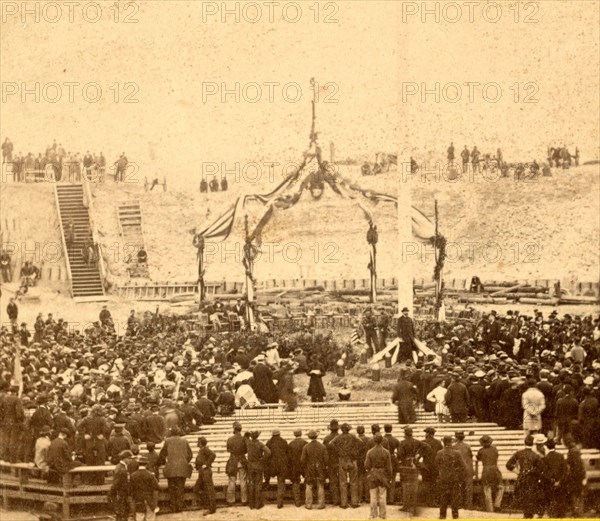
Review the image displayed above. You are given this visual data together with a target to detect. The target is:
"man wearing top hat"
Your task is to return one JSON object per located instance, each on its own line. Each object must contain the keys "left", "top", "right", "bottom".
{"left": 397, "top": 307, "right": 416, "bottom": 362}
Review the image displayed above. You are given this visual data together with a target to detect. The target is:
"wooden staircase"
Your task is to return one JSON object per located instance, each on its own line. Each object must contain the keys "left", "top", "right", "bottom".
{"left": 117, "top": 200, "right": 145, "bottom": 247}
{"left": 117, "top": 200, "right": 149, "bottom": 278}
{"left": 55, "top": 184, "right": 105, "bottom": 299}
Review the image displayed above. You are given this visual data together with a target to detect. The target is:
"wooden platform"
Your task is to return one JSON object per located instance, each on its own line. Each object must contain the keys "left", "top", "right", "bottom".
{"left": 1, "top": 401, "right": 599, "bottom": 519}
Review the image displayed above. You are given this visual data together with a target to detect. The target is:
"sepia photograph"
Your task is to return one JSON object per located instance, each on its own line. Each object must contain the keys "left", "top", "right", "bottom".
{"left": 0, "top": 1, "right": 599, "bottom": 520}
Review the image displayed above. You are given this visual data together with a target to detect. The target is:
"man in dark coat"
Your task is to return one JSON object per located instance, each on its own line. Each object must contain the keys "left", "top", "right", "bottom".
{"left": 29, "top": 394, "right": 54, "bottom": 445}
{"left": 365, "top": 433, "right": 392, "bottom": 519}
{"left": 130, "top": 458, "right": 160, "bottom": 521}
{"left": 323, "top": 419, "right": 341, "bottom": 505}
{"left": 397, "top": 427, "right": 425, "bottom": 516}
{"left": 265, "top": 430, "right": 289, "bottom": 508}
{"left": 288, "top": 429, "right": 308, "bottom": 507}
{"left": 141, "top": 405, "right": 166, "bottom": 443}
{"left": 110, "top": 450, "right": 134, "bottom": 521}
{"left": 536, "top": 369, "right": 555, "bottom": 434}
{"left": 453, "top": 431, "right": 475, "bottom": 510}
{"left": 246, "top": 430, "right": 271, "bottom": 509}
{"left": 445, "top": 373, "right": 470, "bottom": 423}
{"left": 391, "top": 371, "right": 417, "bottom": 424}
{"left": 194, "top": 436, "right": 216, "bottom": 514}
{"left": 506, "top": 435, "right": 544, "bottom": 518}
{"left": 555, "top": 385, "right": 579, "bottom": 443}
{"left": 383, "top": 424, "right": 400, "bottom": 504}
{"left": 0, "top": 382, "right": 20, "bottom": 461}
{"left": 329, "top": 423, "right": 360, "bottom": 508}
{"left": 540, "top": 438, "right": 568, "bottom": 518}
{"left": 6, "top": 297, "right": 18, "bottom": 324}
{"left": 421, "top": 427, "right": 443, "bottom": 506}
{"left": 47, "top": 429, "right": 79, "bottom": 484}
{"left": 435, "top": 436, "right": 466, "bottom": 520}
{"left": 225, "top": 421, "right": 248, "bottom": 505}
{"left": 195, "top": 390, "right": 216, "bottom": 424}
{"left": 397, "top": 307, "right": 416, "bottom": 362}
{"left": 251, "top": 356, "right": 278, "bottom": 403}
{"left": 356, "top": 426, "right": 370, "bottom": 503}
{"left": 578, "top": 386, "right": 599, "bottom": 448}
{"left": 564, "top": 434, "right": 586, "bottom": 517}
{"left": 301, "top": 430, "right": 328, "bottom": 509}
{"left": 157, "top": 426, "right": 192, "bottom": 513}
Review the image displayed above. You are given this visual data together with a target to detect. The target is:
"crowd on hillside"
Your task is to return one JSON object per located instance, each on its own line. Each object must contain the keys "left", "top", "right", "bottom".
{"left": 1, "top": 137, "right": 129, "bottom": 183}
{"left": 0, "top": 303, "right": 599, "bottom": 518}
{"left": 439, "top": 142, "right": 580, "bottom": 181}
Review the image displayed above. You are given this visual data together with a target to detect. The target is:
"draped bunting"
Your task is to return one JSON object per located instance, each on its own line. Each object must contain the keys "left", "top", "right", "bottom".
{"left": 198, "top": 154, "right": 438, "bottom": 245}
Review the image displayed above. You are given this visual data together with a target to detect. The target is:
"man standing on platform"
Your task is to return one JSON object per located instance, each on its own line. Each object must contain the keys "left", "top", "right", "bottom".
{"left": 397, "top": 307, "right": 416, "bottom": 362}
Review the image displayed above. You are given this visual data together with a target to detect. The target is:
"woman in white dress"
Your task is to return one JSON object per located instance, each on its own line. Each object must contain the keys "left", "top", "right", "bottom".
{"left": 426, "top": 379, "right": 450, "bottom": 423}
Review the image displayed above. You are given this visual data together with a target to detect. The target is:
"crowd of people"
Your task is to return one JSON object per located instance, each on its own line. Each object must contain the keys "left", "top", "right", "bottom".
{"left": 440, "top": 142, "right": 580, "bottom": 181}
{"left": 1, "top": 137, "right": 129, "bottom": 183}
{"left": 0, "top": 302, "right": 599, "bottom": 518}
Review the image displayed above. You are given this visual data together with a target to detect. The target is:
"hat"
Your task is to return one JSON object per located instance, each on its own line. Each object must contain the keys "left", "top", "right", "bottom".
{"left": 118, "top": 450, "right": 133, "bottom": 460}
{"left": 271, "top": 430, "right": 280, "bottom": 436}
{"left": 424, "top": 427, "right": 436, "bottom": 434}
{"left": 479, "top": 435, "right": 493, "bottom": 446}
{"left": 307, "top": 430, "right": 318, "bottom": 439}
{"left": 402, "top": 307, "right": 409, "bottom": 312}
{"left": 341, "top": 423, "right": 351, "bottom": 432}
{"left": 533, "top": 433, "right": 547, "bottom": 444}
{"left": 39, "top": 425, "right": 52, "bottom": 436}
{"left": 474, "top": 370, "right": 485, "bottom": 378}
{"left": 309, "top": 369, "right": 322, "bottom": 376}
{"left": 293, "top": 429, "right": 302, "bottom": 437}
{"left": 455, "top": 431, "right": 465, "bottom": 438}
{"left": 329, "top": 419, "right": 339, "bottom": 430}
{"left": 250, "top": 430, "right": 260, "bottom": 438}
{"left": 267, "top": 342, "right": 279, "bottom": 350}
{"left": 404, "top": 426, "right": 413, "bottom": 435}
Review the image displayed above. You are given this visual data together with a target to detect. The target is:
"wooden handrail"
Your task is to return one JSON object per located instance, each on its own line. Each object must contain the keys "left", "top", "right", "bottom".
{"left": 82, "top": 171, "right": 107, "bottom": 293}
{"left": 53, "top": 185, "right": 74, "bottom": 297}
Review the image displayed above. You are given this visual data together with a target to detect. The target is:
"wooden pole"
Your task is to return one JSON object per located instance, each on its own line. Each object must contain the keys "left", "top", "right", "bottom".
{"left": 397, "top": 165, "right": 413, "bottom": 315}
{"left": 244, "top": 216, "right": 256, "bottom": 330}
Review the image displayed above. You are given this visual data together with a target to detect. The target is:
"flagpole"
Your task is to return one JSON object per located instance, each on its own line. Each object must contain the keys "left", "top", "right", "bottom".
{"left": 397, "top": 164, "right": 413, "bottom": 315}
{"left": 243, "top": 216, "right": 256, "bottom": 331}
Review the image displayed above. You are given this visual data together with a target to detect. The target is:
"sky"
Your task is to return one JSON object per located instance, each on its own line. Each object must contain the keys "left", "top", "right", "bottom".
{"left": 1, "top": 0, "right": 598, "bottom": 192}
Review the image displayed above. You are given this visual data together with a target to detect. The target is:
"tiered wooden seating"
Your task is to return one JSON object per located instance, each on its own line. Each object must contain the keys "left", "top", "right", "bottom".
{"left": 2, "top": 401, "right": 599, "bottom": 519}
